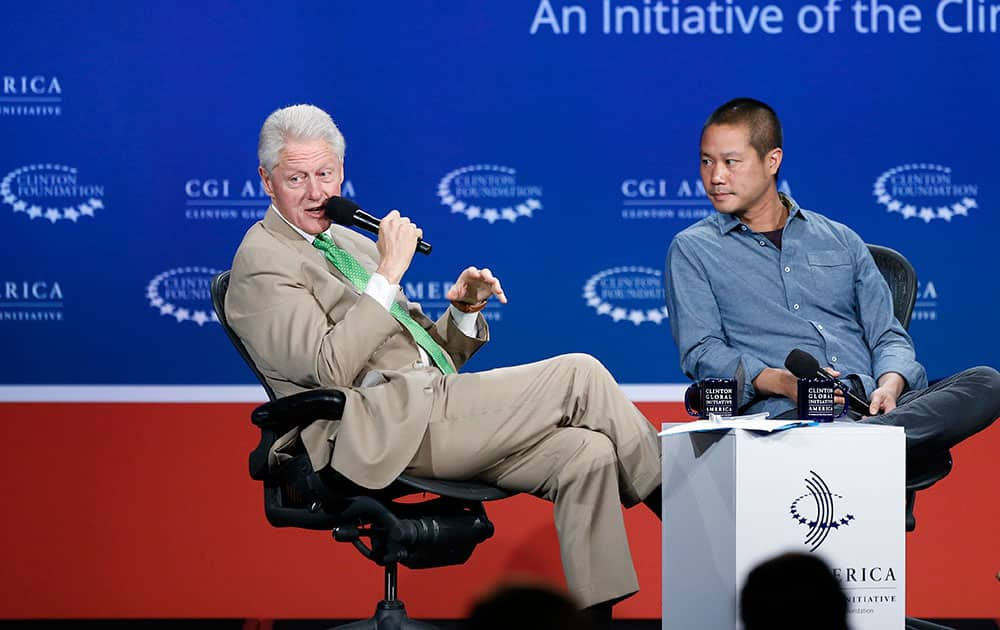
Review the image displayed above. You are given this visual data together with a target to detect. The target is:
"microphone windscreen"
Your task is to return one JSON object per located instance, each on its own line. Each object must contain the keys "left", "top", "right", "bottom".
{"left": 324, "top": 196, "right": 361, "bottom": 225}
{"left": 784, "top": 348, "right": 821, "bottom": 378}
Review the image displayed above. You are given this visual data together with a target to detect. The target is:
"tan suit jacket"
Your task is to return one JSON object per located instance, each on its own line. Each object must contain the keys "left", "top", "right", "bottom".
{"left": 225, "top": 207, "right": 488, "bottom": 489}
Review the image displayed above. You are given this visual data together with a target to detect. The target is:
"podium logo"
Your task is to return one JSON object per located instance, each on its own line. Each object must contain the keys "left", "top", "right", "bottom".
{"left": 437, "top": 165, "right": 541, "bottom": 223}
{"left": 873, "top": 163, "right": 978, "bottom": 222}
{"left": 1, "top": 164, "right": 104, "bottom": 223}
{"left": 789, "top": 471, "right": 855, "bottom": 552}
{"left": 0, "top": 280, "right": 64, "bottom": 322}
{"left": 619, "top": 176, "right": 792, "bottom": 221}
{"left": 146, "top": 267, "right": 221, "bottom": 326}
{"left": 182, "top": 176, "right": 355, "bottom": 221}
{"left": 582, "top": 266, "right": 668, "bottom": 326}
{"left": 1, "top": 75, "right": 63, "bottom": 117}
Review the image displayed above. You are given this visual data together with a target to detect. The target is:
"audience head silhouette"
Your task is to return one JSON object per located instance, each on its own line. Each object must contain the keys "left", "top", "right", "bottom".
{"left": 464, "top": 582, "right": 592, "bottom": 630}
{"left": 741, "top": 552, "right": 848, "bottom": 630}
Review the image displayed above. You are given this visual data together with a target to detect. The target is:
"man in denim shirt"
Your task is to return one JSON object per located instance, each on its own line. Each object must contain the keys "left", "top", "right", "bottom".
{"left": 666, "top": 98, "right": 998, "bottom": 485}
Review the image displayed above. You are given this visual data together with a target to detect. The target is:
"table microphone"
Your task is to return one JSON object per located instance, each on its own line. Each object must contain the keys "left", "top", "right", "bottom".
{"left": 784, "top": 348, "right": 872, "bottom": 415}
{"left": 324, "top": 196, "right": 432, "bottom": 255}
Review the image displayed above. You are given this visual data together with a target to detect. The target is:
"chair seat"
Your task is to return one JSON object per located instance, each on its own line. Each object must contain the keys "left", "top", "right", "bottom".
{"left": 396, "top": 474, "right": 512, "bottom": 502}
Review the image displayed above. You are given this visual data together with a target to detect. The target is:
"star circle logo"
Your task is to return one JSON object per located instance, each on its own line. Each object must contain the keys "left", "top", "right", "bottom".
{"left": 1, "top": 164, "right": 105, "bottom": 223}
{"left": 146, "top": 266, "right": 221, "bottom": 326}
{"left": 873, "top": 163, "right": 978, "bottom": 223}
{"left": 789, "top": 471, "right": 855, "bottom": 552}
{"left": 582, "top": 266, "right": 669, "bottom": 326}
{"left": 437, "top": 164, "right": 542, "bottom": 223}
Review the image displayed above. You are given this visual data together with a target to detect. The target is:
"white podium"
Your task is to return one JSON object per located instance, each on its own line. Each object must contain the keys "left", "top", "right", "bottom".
{"left": 661, "top": 422, "right": 905, "bottom": 630}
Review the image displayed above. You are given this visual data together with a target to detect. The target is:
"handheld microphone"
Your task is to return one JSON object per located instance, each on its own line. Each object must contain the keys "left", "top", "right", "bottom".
{"left": 784, "top": 348, "right": 872, "bottom": 415}
{"left": 324, "top": 196, "right": 432, "bottom": 255}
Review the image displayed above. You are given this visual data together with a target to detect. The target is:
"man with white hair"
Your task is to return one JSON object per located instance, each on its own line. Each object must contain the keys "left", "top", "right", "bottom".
{"left": 226, "top": 103, "right": 662, "bottom": 628}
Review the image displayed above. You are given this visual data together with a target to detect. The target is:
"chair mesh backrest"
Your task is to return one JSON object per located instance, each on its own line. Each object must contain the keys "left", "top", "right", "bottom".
{"left": 210, "top": 271, "right": 277, "bottom": 401}
{"left": 866, "top": 244, "right": 917, "bottom": 331}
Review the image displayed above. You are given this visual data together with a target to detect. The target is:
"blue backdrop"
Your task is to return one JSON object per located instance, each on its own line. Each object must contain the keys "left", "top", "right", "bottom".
{"left": 3, "top": 0, "right": 997, "bottom": 395}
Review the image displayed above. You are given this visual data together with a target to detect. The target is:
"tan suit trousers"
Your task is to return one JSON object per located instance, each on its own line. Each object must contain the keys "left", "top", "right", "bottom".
{"left": 405, "top": 353, "right": 661, "bottom": 608}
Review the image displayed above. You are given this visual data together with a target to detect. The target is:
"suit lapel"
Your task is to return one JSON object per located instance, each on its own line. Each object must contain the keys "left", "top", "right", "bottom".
{"left": 260, "top": 208, "right": 423, "bottom": 353}
{"left": 261, "top": 208, "right": 361, "bottom": 296}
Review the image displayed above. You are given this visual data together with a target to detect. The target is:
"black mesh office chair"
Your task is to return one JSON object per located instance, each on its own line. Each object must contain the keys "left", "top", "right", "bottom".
{"left": 868, "top": 246, "right": 957, "bottom": 630}
{"left": 868, "top": 244, "right": 918, "bottom": 329}
{"left": 211, "top": 270, "right": 512, "bottom": 630}
{"left": 866, "top": 244, "right": 953, "bottom": 534}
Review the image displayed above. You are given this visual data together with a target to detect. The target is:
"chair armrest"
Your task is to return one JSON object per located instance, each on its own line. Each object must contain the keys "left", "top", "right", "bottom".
{"left": 251, "top": 388, "right": 347, "bottom": 433}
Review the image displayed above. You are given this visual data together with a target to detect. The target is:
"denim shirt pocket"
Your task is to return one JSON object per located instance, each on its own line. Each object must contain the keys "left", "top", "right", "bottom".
{"left": 806, "top": 250, "right": 855, "bottom": 311}
{"left": 806, "top": 251, "right": 852, "bottom": 267}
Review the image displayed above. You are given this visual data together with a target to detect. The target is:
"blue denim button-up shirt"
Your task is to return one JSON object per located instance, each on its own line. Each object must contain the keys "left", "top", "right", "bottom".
{"left": 665, "top": 194, "right": 927, "bottom": 418}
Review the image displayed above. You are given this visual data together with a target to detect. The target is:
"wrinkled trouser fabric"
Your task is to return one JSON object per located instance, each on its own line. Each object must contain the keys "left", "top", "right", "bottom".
{"left": 405, "top": 353, "right": 662, "bottom": 608}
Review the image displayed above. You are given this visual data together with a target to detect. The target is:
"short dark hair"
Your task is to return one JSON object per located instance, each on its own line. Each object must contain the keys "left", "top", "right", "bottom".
{"left": 703, "top": 97, "right": 783, "bottom": 159}
{"left": 464, "top": 583, "right": 590, "bottom": 630}
{"left": 740, "top": 552, "right": 848, "bottom": 630}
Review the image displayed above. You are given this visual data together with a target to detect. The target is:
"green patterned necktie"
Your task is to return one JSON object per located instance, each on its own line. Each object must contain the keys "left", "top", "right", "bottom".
{"left": 312, "top": 233, "right": 456, "bottom": 375}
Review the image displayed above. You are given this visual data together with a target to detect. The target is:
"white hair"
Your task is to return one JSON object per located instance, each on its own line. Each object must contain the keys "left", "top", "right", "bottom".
{"left": 257, "top": 104, "right": 346, "bottom": 173}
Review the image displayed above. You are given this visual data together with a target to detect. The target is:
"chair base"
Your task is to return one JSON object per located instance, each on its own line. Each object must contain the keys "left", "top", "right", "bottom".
{"left": 333, "top": 599, "right": 441, "bottom": 630}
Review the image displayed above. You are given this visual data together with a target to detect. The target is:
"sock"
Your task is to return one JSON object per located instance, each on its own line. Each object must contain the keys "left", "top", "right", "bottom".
{"left": 642, "top": 484, "right": 662, "bottom": 520}
{"left": 584, "top": 599, "right": 614, "bottom": 630}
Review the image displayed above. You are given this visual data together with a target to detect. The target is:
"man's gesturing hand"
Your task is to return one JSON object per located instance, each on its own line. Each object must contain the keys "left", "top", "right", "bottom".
{"left": 447, "top": 267, "right": 507, "bottom": 312}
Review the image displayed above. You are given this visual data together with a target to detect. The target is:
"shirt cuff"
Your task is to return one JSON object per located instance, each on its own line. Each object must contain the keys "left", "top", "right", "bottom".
{"left": 739, "top": 354, "right": 770, "bottom": 406}
{"left": 448, "top": 304, "right": 480, "bottom": 338}
{"left": 872, "top": 350, "right": 927, "bottom": 392}
{"left": 872, "top": 362, "right": 925, "bottom": 395}
{"left": 365, "top": 273, "right": 397, "bottom": 312}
